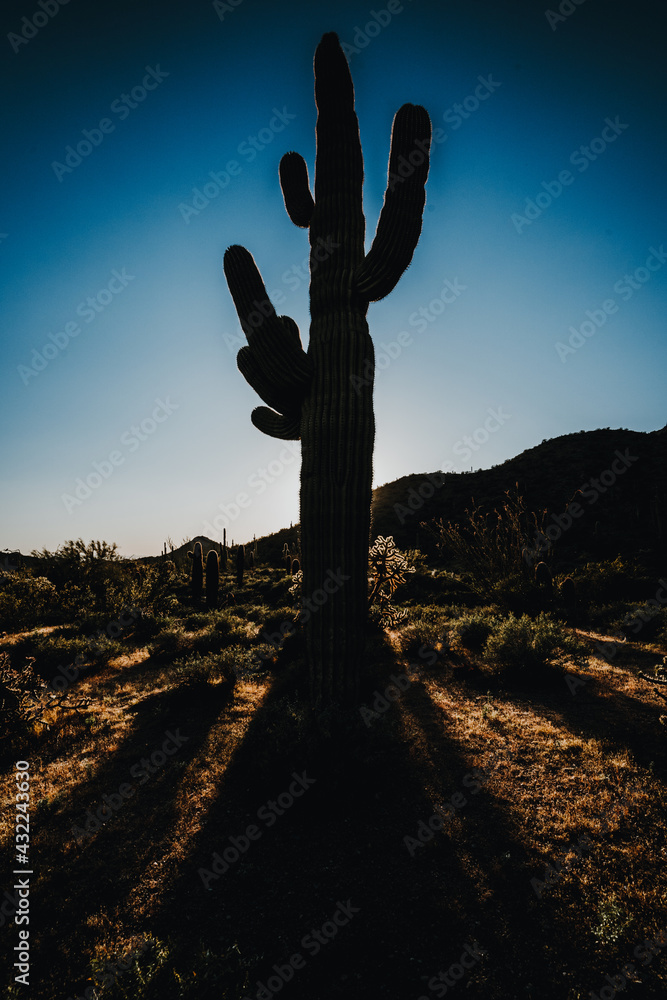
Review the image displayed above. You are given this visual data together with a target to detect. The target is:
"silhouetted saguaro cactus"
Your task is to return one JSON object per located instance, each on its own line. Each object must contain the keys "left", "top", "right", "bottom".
{"left": 291, "top": 557, "right": 300, "bottom": 575}
{"left": 236, "top": 544, "right": 245, "bottom": 588}
{"left": 206, "top": 549, "right": 219, "bottom": 608}
{"left": 188, "top": 541, "right": 204, "bottom": 601}
{"left": 535, "top": 561, "right": 552, "bottom": 589}
{"left": 224, "top": 32, "right": 430, "bottom": 708}
{"left": 561, "top": 576, "right": 576, "bottom": 605}
{"left": 220, "top": 527, "right": 227, "bottom": 571}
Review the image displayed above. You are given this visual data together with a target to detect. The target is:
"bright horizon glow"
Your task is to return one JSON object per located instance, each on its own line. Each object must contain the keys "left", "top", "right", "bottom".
{"left": 1, "top": 0, "right": 665, "bottom": 557}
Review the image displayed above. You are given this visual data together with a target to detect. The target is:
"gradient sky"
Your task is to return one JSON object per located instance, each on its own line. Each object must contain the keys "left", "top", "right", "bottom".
{"left": 1, "top": 0, "right": 665, "bottom": 557}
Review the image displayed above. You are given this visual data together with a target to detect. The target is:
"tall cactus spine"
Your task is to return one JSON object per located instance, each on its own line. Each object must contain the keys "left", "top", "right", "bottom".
{"left": 224, "top": 33, "right": 430, "bottom": 708}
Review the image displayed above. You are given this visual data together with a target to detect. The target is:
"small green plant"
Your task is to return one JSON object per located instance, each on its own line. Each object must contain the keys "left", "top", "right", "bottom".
{"left": 591, "top": 893, "right": 634, "bottom": 946}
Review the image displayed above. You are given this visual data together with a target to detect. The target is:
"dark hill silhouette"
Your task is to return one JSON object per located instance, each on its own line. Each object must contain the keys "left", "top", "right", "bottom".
{"left": 370, "top": 425, "right": 666, "bottom": 568}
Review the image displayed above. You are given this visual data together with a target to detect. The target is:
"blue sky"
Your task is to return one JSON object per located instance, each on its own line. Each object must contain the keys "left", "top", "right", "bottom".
{"left": 1, "top": 0, "right": 665, "bottom": 557}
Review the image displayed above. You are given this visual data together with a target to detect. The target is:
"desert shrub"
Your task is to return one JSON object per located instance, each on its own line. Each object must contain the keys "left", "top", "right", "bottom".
{"left": 574, "top": 557, "right": 648, "bottom": 604}
{"left": 150, "top": 623, "right": 189, "bottom": 659}
{"left": 183, "top": 612, "right": 212, "bottom": 631}
{"left": 171, "top": 650, "right": 237, "bottom": 689}
{"left": 397, "top": 606, "right": 450, "bottom": 657}
{"left": 484, "top": 612, "right": 587, "bottom": 677}
{"left": 425, "top": 490, "right": 547, "bottom": 599}
{"left": 13, "top": 633, "right": 87, "bottom": 681}
{"left": 0, "top": 574, "right": 60, "bottom": 630}
{"left": 452, "top": 610, "right": 499, "bottom": 652}
{"left": 0, "top": 651, "right": 47, "bottom": 757}
{"left": 617, "top": 604, "right": 667, "bottom": 643}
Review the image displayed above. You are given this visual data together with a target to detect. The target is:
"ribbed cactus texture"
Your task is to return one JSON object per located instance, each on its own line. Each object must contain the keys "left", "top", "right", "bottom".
{"left": 189, "top": 541, "right": 204, "bottom": 601}
{"left": 224, "top": 32, "right": 430, "bottom": 708}
{"left": 206, "top": 549, "right": 219, "bottom": 608}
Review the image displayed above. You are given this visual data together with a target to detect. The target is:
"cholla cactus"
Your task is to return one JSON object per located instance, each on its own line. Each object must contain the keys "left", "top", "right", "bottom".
{"left": 368, "top": 536, "right": 415, "bottom": 628}
{"left": 289, "top": 568, "right": 303, "bottom": 601}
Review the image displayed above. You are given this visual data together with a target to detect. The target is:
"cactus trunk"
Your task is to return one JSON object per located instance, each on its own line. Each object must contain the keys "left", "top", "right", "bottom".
{"left": 224, "top": 33, "right": 430, "bottom": 709}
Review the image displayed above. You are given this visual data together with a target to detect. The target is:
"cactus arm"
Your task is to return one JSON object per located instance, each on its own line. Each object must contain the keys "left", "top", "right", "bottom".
{"left": 250, "top": 407, "right": 301, "bottom": 440}
{"left": 223, "top": 246, "right": 311, "bottom": 389}
{"left": 280, "top": 152, "right": 314, "bottom": 228}
{"left": 354, "top": 104, "right": 431, "bottom": 302}
{"left": 224, "top": 245, "right": 312, "bottom": 438}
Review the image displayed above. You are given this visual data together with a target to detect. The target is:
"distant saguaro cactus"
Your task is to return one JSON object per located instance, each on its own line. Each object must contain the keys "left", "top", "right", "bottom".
{"left": 224, "top": 32, "right": 430, "bottom": 708}
{"left": 248, "top": 549, "right": 255, "bottom": 569}
{"left": 561, "top": 576, "right": 576, "bottom": 605}
{"left": 291, "top": 557, "right": 300, "bottom": 575}
{"left": 535, "top": 561, "right": 552, "bottom": 589}
{"left": 220, "top": 527, "right": 227, "bottom": 571}
{"left": 188, "top": 541, "right": 204, "bottom": 601}
{"left": 236, "top": 544, "right": 245, "bottom": 588}
{"left": 206, "top": 550, "right": 219, "bottom": 608}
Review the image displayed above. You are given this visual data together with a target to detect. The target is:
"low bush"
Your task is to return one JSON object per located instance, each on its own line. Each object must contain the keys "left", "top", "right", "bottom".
{"left": 484, "top": 612, "right": 587, "bottom": 677}
{"left": 451, "top": 610, "right": 499, "bottom": 652}
{"left": 0, "top": 574, "right": 60, "bottom": 630}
